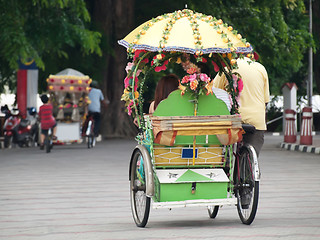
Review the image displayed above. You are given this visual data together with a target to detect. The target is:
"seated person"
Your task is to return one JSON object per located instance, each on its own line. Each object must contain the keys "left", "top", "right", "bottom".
{"left": 39, "top": 94, "right": 57, "bottom": 149}
{"left": 149, "top": 74, "right": 179, "bottom": 114}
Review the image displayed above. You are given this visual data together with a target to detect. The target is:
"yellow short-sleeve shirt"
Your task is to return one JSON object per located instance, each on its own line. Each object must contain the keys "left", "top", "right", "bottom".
{"left": 214, "top": 58, "right": 270, "bottom": 130}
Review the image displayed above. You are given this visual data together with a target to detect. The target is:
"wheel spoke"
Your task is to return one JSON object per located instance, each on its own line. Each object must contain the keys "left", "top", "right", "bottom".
{"left": 130, "top": 149, "right": 150, "bottom": 227}
{"left": 235, "top": 146, "right": 259, "bottom": 225}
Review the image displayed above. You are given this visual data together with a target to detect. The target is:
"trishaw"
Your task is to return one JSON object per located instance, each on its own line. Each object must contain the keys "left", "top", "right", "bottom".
{"left": 119, "top": 9, "right": 260, "bottom": 227}
{"left": 47, "top": 68, "right": 92, "bottom": 146}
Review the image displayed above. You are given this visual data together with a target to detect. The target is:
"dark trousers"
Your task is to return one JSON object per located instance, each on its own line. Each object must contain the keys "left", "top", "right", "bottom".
{"left": 242, "top": 130, "right": 265, "bottom": 157}
{"left": 87, "top": 111, "right": 101, "bottom": 136}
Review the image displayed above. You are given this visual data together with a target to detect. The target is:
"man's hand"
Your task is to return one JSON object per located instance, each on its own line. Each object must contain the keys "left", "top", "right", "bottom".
{"left": 102, "top": 99, "right": 110, "bottom": 109}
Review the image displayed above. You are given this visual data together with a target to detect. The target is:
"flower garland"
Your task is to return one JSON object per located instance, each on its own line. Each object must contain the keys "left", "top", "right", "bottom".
{"left": 121, "top": 49, "right": 247, "bottom": 124}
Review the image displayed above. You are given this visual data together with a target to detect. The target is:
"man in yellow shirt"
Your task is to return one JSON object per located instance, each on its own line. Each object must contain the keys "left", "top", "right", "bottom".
{"left": 213, "top": 57, "right": 270, "bottom": 156}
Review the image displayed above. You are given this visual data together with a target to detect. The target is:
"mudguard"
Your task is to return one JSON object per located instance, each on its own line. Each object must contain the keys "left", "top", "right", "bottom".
{"left": 129, "top": 145, "right": 154, "bottom": 197}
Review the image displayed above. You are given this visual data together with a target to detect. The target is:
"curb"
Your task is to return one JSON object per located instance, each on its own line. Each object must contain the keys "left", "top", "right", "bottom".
{"left": 280, "top": 142, "right": 320, "bottom": 155}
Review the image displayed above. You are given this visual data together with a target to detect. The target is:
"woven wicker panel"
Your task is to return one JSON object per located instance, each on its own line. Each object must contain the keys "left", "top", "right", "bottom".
{"left": 154, "top": 145, "right": 224, "bottom": 167}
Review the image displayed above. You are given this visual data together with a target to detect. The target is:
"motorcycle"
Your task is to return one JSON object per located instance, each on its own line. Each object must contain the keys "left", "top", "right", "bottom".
{"left": 1, "top": 106, "right": 39, "bottom": 148}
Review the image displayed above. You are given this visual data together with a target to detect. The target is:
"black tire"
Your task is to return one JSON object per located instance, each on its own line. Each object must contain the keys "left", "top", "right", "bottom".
{"left": 45, "top": 137, "right": 51, "bottom": 153}
{"left": 130, "top": 149, "right": 150, "bottom": 227}
{"left": 87, "top": 120, "right": 95, "bottom": 148}
{"left": 87, "top": 135, "right": 93, "bottom": 148}
{"left": 4, "top": 136, "right": 12, "bottom": 148}
{"left": 234, "top": 146, "right": 259, "bottom": 225}
{"left": 208, "top": 206, "right": 219, "bottom": 219}
{"left": 26, "top": 136, "right": 34, "bottom": 147}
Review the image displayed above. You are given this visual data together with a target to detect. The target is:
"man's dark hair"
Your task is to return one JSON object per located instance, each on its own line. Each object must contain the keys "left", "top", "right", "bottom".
{"left": 90, "top": 80, "right": 99, "bottom": 88}
{"left": 40, "top": 94, "right": 49, "bottom": 104}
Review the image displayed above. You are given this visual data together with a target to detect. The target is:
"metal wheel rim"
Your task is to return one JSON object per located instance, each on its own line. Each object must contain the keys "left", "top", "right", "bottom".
{"left": 130, "top": 151, "right": 150, "bottom": 227}
{"left": 236, "top": 147, "right": 258, "bottom": 224}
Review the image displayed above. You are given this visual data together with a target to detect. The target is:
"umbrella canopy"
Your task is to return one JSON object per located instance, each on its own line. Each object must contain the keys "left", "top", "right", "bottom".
{"left": 55, "top": 68, "right": 85, "bottom": 76}
{"left": 118, "top": 9, "right": 252, "bottom": 55}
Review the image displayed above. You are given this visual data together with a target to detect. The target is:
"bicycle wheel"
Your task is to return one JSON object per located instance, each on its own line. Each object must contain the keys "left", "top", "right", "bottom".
{"left": 130, "top": 149, "right": 150, "bottom": 227}
{"left": 234, "top": 146, "right": 259, "bottom": 225}
{"left": 208, "top": 206, "right": 219, "bottom": 219}
{"left": 87, "top": 135, "right": 92, "bottom": 148}
{"left": 87, "top": 120, "right": 95, "bottom": 148}
{"left": 45, "top": 136, "right": 51, "bottom": 153}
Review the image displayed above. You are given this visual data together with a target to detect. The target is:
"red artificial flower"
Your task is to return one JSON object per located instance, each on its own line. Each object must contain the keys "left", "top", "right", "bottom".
{"left": 153, "top": 60, "right": 169, "bottom": 72}
{"left": 201, "top": 58, "right": 207, "bottom": 63}
{"left": 181, "top": 75, "right": 189, "bottom": 83}
{"left": 187, "top": 67, "right": 198, "bottom": 74}
{"left": 212, "top": 61, "right": 220, "bottom": 72}
{"left": 133, "top": 50, "right": 148, "bottom": 63}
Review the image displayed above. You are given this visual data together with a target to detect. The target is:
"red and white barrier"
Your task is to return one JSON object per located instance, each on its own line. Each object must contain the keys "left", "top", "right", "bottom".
{"left": 284, "top": 109, "right": 297, "bottom": 143}
{"left": 300, "top": 107, "right": 313, "bottom": 145}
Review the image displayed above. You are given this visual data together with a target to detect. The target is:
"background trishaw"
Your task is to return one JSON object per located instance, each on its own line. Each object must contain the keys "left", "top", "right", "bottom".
{"left": 47, "top": 68, "right": 91, "bottom": 146}
{"left": 119, "top": 9, "right": 260, "bottom": 227}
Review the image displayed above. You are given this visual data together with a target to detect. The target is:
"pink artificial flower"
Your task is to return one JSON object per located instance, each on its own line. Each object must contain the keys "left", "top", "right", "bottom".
{"left": 238, "top": 78, "right": 244, "bottom": 93}
{"left": 212, "top": 61, "right": 220, "bottom": 72}
{"left": 124, "top": 76, "right": 139, "bottom": 90}
{"left": 232, "top": 74, "right": 238, "bottom": 88}
{"left": 125, "top": 62, "right": 142, "bottom": 76}
{"left": 127, "top": 105, "right": 132, "bottom": 115}
{"left": 188, "top": 73, "right": 197, "bottom": 82}
{"left": 124, "top": 76, "right": 131, "bottom": 88}
{"left": 127, "top": 101, "right": 134, "bottom": 116}
{"left": 125, "top": 62, "right": 134, "bottom": 73}
{"left": 199, "top": 73, "right": 210, "bottom": 83}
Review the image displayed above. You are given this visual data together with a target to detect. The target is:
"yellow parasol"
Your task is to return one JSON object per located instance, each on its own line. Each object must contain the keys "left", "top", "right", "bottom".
{"left": 118, "top": 9, "right": 252, "bottom": 55}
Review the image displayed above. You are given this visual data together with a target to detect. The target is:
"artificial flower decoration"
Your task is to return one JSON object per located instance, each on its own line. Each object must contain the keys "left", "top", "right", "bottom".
{"left": 133, "top": 50, "right": 149, "bottom": 63}
{"left": 151, "top": 54, "right": 169, "bottom": 72}
{"left": 179, "top": 68, "right": 214, "bottom": 100}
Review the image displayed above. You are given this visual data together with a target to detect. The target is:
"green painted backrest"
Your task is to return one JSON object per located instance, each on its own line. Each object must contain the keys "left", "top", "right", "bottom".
{"left": 153, "top": 90, "right": 230, "bottom": 145}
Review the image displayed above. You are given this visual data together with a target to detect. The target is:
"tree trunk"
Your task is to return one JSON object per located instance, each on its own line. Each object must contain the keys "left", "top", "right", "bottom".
{"left": 92, "top": 0, "right": 137, "bottom": 138}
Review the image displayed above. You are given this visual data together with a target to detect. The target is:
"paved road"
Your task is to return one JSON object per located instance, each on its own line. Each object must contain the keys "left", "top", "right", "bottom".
{"left": 0, "top": 136, "right": 320, "bottom": 240}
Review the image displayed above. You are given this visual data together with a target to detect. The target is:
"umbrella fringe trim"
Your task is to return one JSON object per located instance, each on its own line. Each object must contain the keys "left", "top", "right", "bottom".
{"left": 118, "top": 40, "right": 253, "bottom": 54}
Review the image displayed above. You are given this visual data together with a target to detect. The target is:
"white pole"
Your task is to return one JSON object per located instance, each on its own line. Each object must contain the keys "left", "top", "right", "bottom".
{"left": 308, "top": 0, "right": 313, "bottom": 108}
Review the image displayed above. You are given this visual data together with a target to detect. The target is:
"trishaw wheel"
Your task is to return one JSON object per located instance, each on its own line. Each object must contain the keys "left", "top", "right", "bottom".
{"left": 208, "top": 206, "right": 219, "bottom": 219}
{"left": 234, "top": 146, "right": 259, "bottom": 225}
{"left": 130, "top": 149, "right": 150, "bottom": 227}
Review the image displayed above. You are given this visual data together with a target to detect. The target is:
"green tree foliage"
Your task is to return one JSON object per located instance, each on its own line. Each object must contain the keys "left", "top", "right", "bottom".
{"left": 0, "top": 0, "right": 102, "bottom": 92}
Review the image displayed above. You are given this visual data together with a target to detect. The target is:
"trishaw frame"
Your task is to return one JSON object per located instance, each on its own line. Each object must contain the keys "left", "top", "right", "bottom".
{"left": 120, "top": 9, "right": 259, "bottom": 228}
